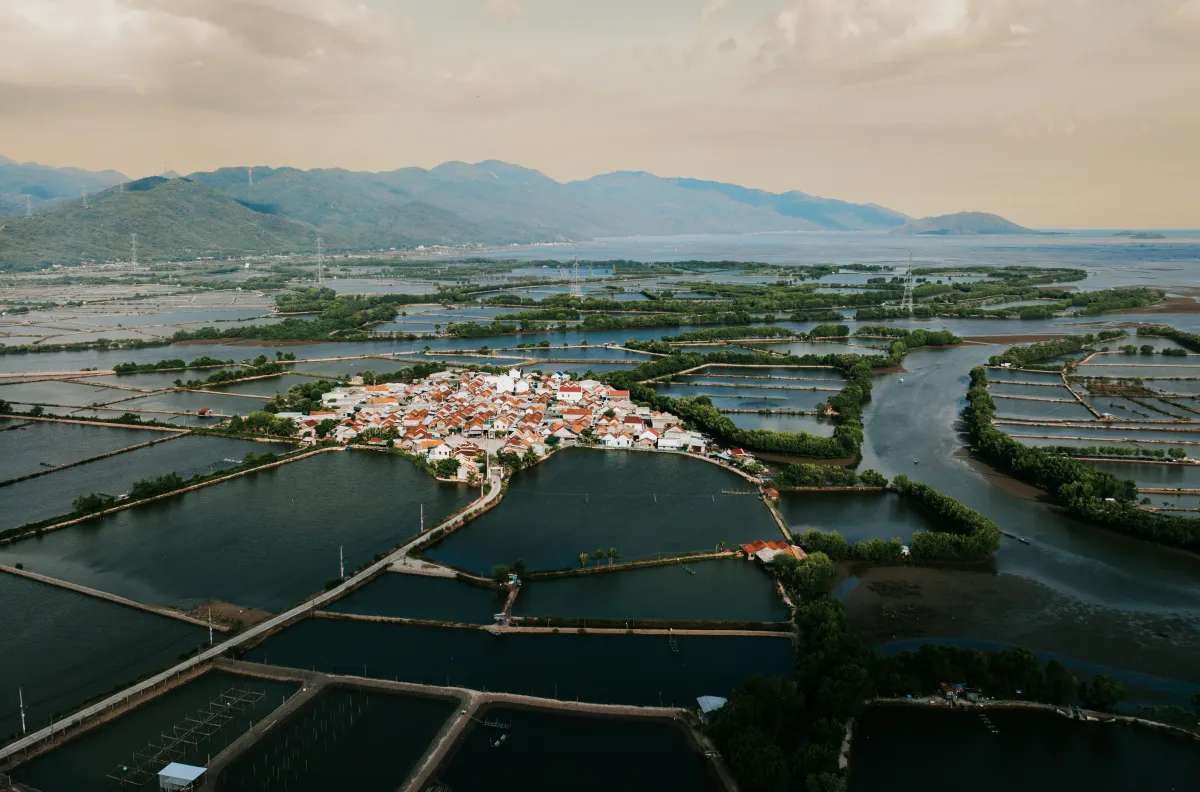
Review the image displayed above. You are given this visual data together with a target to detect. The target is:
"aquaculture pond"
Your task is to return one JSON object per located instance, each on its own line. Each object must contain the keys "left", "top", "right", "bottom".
{"left": 775, "top": 492, "right": 934, "bottom": 544}
{"left": 324, "top": 573, "right": 505, "bottom": 624}
{"left": 991, "top": 399, "right": 1097, "bottom": 421}
{"left": 0, "top": 451, "right": 476, "bottom": 611}
{"left": 206, "top": 373, "right": 328, "bottom": 397}
{"left": 425, "top": 449, "right": 777, "bottom": 574}
{"left": 215, "top": 687, "right": 455, "bottom": 792}
{"left": 117, "top": 390, "right": 267, "bottom": 415}
{"left": 0, "top": 421, "right": 157, "bottom": 482}
{"left": 726, "top": 412, "right": 836, "bottom": 434}
{"left": 244, "top": 619, "right": 795, "bottom": 706}
{"left": 433, "top": 706, "right": 723, "bottom": 792}
{"left": 513, "top": 559, "right": 789, "bottom": 623}
{"left": 84, "top": 369, "right": 241, "bottom": 390}
{"left": 0, "top": 435, "right": 287, "bottom": 530}
{"left": 0, "top": 573, "right": 207, "bottom": 743}
{"left": 10, "top": 671, "right": 298, "bottom": 792}
{"left": 649, "top": 383, "right": 827, "bottom": 412}
{"left": 847, "top": 705, "right": 1199, "bottom": 792}
{"left": 0, "top": 380, "right": 127, "bottom": 407}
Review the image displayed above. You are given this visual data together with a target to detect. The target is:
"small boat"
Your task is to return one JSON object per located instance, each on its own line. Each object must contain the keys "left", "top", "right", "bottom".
{"left": 913, "top": 458, "right": 919, "bottom": 464}
{"left": 1017, "top": 537, "right": 1031, "bottom": 545}
{"left": 899, "top": 378, "right": 905, "bottom": 383}
{"left": 39, "top": 461, "right": 55, "bottom": 468}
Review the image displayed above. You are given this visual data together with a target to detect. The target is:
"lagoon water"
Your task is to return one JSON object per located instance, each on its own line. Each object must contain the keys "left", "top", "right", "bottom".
{"left": 215, "top": 687, "right": 454, "bottom": 792}
{"left": 12, "top": 671, "right": 297, "bottom": 792}
{"left": 0, "top": 435, "right": 288, "bottom": 529}
{"left": 245, "top": 618, "right": 795, "bottom": 706}
{"left": 435, "top": 706, "right": 723, "bottom": 792}
{"left": 0, "top": 451, "right": 475, "bottom": 611}
{"left": 0, "top": 421, "right": 154, "bottom": 481}
{"left": 848, "top": 705, "right": 1199, "bottom": 792}
{"left": 426, "top": 449, "right": 778, "bottom": 574}
{"left": 513, "top": 558, "right": 789, "bottom": 622}
{"left": 325, "top": 573, "right": 505, "bottom": 624}
{"left": 775, "top": 492, "right": 933, "bottom": 544}
{"left": 0, "top": 573, "right": 207, "bottom": 742}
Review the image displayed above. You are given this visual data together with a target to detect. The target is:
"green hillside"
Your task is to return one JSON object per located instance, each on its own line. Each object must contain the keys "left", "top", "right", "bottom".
{"left": 0, "top": 177, "right": 319, "bottom": 271}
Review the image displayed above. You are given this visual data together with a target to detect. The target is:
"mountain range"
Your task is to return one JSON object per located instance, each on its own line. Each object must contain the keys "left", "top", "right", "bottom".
{"left": 0, "top": 157, "right": 1031, "bottom": 269}
{"left": 891, "top": 211, "right": 1035, "bottom": 235}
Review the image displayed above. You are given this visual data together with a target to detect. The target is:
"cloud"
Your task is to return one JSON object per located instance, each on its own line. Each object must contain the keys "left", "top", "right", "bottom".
{"left": 485, "top": 0, "right": 523, "bottom": 21}
{"left": 701, "top": 0, "right": 728, "bottom": 24}
{"left": 761, "top": 0, "right": 1048, "bottom": 78}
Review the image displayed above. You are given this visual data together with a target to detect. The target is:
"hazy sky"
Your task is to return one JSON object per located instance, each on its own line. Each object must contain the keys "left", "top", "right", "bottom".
{"left": 2, "top": 0, "right": 1198, "bottom": 228}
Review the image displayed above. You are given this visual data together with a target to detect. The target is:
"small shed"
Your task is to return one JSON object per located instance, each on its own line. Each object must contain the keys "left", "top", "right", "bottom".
{"left": 697, "top": 696, "right": 728, "bottom": 721}
{"left": 158, "top": 763, "right": 206, "bottom": 791}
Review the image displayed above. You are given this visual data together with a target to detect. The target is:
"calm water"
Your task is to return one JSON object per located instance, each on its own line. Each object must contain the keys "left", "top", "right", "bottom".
{"left": 0, "top": 435, "right": 289, "bottom": 529}
{"left": 0, "top": 451, "right": 476, "bottom": 611}
{"left": 0, "top": 573, "right": 206, "bottom": 743}
{"left": 215, "top": 687, "right": 455, "bottom": 792}
{"left": 858, "top": 344, "right": 1200, "bottom": 614}
{"left": 513, "top": 559, "right": 789, "bottom": 622}
{"left": 848, "top": 705, "right": 1199, "bottom": 792}
{"left": 433, "top": 706, "right": 723, "bottom": 792}
{"left": 245, "top": 618, "right": 795, "bottom": 706}
{"left": 325, "top": 573, "right": 505, "bottom": 624}
{"left": 426, "top": 449, "right": 778, "bottom": 574}
{"left": 775, "top": 491, "right": 933, "bottom": 544}
{"left": 0, "top": 422, "right": 153, "bottom": 481}
{"left": 11, "top": 671, "right": 298, "bottom": 792}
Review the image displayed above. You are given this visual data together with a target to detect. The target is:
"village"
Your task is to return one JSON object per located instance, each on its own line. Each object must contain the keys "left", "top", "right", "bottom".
{"left": 274, "top": 367, "right": 726, "bottom": 484}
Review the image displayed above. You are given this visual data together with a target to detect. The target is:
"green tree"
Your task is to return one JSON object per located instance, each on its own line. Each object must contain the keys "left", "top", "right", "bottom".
{"left": 227, "top": 414, "right": 244, "bottom": 433}
{"left": 1168, "top": 447, "right": 1187, "bottom": 460}
{"left": 578, "top": 552, "right": 589, "bottom": 568}
{"left": 783, "top": 552, "right": 835, "bottom": 600}
{"left": 592, "top": 549, "right": 605, "bottom": 565}
{"left": 1081, "top": 675, "right": 1128, "bottom": 713}
{"left": 435, "top": 458, "right": 461, "bottom": 479}
{"left": 491, "top": 564, "right": 512, "bottom": 584}
{"left": 606, "top": 547, "right": 620, "bottom": 565}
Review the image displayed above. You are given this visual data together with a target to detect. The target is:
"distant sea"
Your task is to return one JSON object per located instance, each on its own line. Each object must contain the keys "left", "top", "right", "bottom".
{"left": 457, "top": 230, "right": 1200, "bottom": 291}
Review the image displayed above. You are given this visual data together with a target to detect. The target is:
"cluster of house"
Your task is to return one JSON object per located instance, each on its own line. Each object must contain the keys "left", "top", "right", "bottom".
{"left": 276, "top": 368, "right": 709, "bottom": 480}
{"left": 739, "top": 539, "right": 807, "bottom": 566}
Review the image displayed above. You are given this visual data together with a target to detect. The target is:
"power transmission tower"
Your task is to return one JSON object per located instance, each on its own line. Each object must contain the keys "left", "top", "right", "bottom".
{"left": 131, "top": 233, "right": 138, "bottom": 266}
{"left": 900, "top": 251, "right": 915, "bottom": 313}
{"left": 247, "top": 167, "right": 253, "bottom": 187}
{"left": 316, "top": 237, "right": 326, "bottom": 286}
{"left": 81, "top": 185, "right": 89, "bottom": 209}
{"left": 571, "top": 247, "right": 583, "bottom": 299}
{"left": 25, "top": 196, "right": 32, "bottom": 217}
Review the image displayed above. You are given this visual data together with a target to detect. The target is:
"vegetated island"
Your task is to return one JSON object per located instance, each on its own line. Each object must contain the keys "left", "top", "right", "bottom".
{"left": 891, "top": 211, "right": 1037, "bottom": 236}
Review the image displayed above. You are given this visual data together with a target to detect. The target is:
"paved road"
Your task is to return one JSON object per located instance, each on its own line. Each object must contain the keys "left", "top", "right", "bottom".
{"left": 0, "top": 469, "right": 505, "bottom": 762}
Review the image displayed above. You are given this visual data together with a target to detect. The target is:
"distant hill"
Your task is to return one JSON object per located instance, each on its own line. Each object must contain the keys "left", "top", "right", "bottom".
{"left": 0, "top": 177, "right": 320, "bottom": 270}
{"left": 188, "top": 160, "right": 912, "bottom": 249}
{"left": 1, "top": 158, "right": 924, "bottom": 268}
{"left": 891, "top": 211, "right": 1035, "bottom": 235}
{"left": 0, "top": 157, "right": 128, "bottom": 218}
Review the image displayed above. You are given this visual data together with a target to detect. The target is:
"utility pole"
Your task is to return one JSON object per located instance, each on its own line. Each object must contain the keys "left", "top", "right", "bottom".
{"left": 131, "top": 233, "right": 138, "bottom": 266}
{"left": 25, "top": 195, "right": 32, "bottom": 218}
{"left": 81, "top": 185, "right": 89, "bottom": 209}
{"left": 18, "top": 688, "right": 26, "bottom": 735}
{"left": 247, "top": 167, "right": 254, "bottom": 187}
{"left": 316, "top": 237, "right": 325, "bottom": 287}
{"left": 339, "top": 545, "right": 345, "bottom": 579}
{"left": 207, "top": 606, "right": 213, "bottom": 646}
{"left": 420, "top": 503, "right": 424, "bottom": 533}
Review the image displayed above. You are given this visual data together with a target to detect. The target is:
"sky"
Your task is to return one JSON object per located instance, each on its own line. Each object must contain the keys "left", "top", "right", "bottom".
{"left": 1, "top": 0, "right": 1198, "bottom": 228}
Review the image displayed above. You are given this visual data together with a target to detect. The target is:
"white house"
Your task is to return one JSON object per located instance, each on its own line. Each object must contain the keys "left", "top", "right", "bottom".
{"left": 427, "top": 442, "right": 453, "bottom": 461}
{"left": 557, "top": 382, "right": 583, "bottom": 403}
{"left": 603, "top": 432, "right": 632, "bottom": 449}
